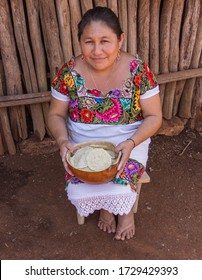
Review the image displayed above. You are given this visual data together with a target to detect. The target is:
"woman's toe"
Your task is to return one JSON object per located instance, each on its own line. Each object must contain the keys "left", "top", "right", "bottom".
{"left": 111, "top": 224, "right": 116, "bottom": 233}
{"left": 121, "top": 232, "right": 127, "bottom": 240}
{"left": 98, "top": 210, "right": 116, "bottom": 234}
{"left": 114, "top": 230, "right": 122, "bottom": 240}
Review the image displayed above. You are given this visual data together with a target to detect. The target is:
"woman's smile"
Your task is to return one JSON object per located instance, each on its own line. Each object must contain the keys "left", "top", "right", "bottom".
{"left": 91, "top": 57, "right": 107, "bottom": 62}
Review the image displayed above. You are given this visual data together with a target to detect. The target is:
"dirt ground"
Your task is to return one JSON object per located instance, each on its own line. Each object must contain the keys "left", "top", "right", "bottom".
{"left": 0, "top": 128, "right": 202, "bottom": 260}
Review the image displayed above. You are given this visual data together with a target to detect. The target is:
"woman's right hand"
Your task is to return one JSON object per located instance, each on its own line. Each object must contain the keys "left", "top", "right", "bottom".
{"left": 58, "top": 139, "right": 75, "bottom": 174}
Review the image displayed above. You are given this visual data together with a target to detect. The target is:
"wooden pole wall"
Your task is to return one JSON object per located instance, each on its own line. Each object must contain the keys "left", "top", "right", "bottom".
{"left": 137, "top": 0, "right": 150, "bottom": 64}
{"left": 174, "top": 0, "right": 201, "bottom": 116}
{"left": 11, "top": 0, "right": 45, "bottom": 140}
{"left": 149, "top": 0, "right": 161, "bottom": 75}
{"left": 179, "top": 2, "right": 202, "bottom": 118}
{"left": 25, "top": 0, "right": 51, "bottom": 136}
{"left": 0, "top": 0, "right": 27, "bottom": 144}
{"left": 0, "top": 59, "right": 16, "bottom": 154}
{"left": 0, "top": 0, "right": 201, "bottom": 154}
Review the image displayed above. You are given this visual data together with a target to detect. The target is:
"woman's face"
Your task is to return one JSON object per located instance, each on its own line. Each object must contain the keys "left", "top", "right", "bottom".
{"left": 80, "top": 21, "right": 124, "bottom": 71}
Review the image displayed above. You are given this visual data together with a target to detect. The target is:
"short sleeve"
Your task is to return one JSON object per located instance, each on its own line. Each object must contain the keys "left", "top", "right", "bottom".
{"left": 140, "top": 63, "right": 159, "bottom": 99}
{"left": 51, "top": 86, "right": 70, "bottom": 102}
{"left": 51, "top": 61, "right": 76, "bottom": 102}
{"left": 132, "top": 57, "right": 159, "bottom": 99}
{"left": 140, "top": 84, "right": 160, "bottom": 99}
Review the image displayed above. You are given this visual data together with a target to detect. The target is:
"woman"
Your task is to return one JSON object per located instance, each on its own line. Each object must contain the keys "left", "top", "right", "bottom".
{"left": 48, "top": 6, "right": 162, "bottom": 240}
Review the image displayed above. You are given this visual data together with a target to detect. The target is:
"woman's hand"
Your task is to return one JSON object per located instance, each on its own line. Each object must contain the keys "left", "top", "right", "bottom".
{"left": 58, "top": 139, "right": 75, "bottom": 174}
{"left": 115, "top": 140, "right": 134, "bottom": 178}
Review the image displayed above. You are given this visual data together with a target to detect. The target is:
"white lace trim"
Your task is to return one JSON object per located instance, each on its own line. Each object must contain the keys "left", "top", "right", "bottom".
{"left": 68, "top": 192, "right": 137, "bottom": 217}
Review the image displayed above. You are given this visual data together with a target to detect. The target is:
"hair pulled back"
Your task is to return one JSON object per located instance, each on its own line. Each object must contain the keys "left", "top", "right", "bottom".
{"left": 78, "top": 6, "right": 123, "bottom": 41}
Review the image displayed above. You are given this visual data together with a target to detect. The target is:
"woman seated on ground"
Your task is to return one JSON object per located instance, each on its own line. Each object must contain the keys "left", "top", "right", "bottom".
{"left": 48, "top": 6, "right": 162, "bottom": 240}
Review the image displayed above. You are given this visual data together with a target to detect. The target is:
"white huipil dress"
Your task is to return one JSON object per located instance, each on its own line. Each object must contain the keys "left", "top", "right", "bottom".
{"left": 51, "top": 57, "right": 159, "bottom": 217}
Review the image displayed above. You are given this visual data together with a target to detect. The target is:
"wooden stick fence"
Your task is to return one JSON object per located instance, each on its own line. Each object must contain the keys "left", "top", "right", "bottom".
{"left": 0, "top": 0, "right": 201, "bottom": 155}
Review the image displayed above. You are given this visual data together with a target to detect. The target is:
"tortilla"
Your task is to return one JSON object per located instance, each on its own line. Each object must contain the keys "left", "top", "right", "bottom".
{"left": 106, "top": 150, "right": 116, "bottom": 159}
{"left": 86, "top": 148, "right": 112, "bottom": 171}
{"left": 71, "top": 146, "right": 93, "bottom": 169}
{"left": 69, "top": 146, "right": 116, "bottom": 172}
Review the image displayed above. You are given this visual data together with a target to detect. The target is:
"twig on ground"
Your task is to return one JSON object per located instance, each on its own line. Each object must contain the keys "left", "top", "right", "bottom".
{"left": 179, "top": 140, "right": 192, "bottom": 156}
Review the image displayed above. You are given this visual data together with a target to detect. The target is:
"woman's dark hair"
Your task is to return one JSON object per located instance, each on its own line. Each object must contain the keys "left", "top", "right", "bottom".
{"left": 78, "top": 6, "right": 123, "bottom": 41}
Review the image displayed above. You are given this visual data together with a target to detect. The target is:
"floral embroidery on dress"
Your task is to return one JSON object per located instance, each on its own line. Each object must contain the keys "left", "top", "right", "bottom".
{"left": 70, "top": 107, "right": 79, "bottom": 122}
{"left": 95, "top": 98, "right": 122, "bottom": 123}
{"left": 113, "top": 158, "right": 145, "bottom": 191}
{"left": 51, "top": 55, "right": 158, "bottom": 125}
{"left": 64, "top": 74, "right": 75, "bottom": 88}
{"left": 65, "top": 172, "right": 83, "bottom": 189}
{"left": 80, "top": 108, "right": 95, "bottom": 123}
{"left": 82, "top": 97, "right": 97, "bottom": 109}
{"left": 51, "top": 58, "right": 76, "bottom": 96}
{"left": 130, "top": 59, "right": 139, "bottom": 72}
{"left": 132, "top": 57, "right": 158, "bottom": 94}
{"left": 88, "top": 89, "right": 102, "bottom": 97}
{"left": 133, "top": 89, "right": 141, "bottom": 111}
{"left": 120, "top": 98, "right": 131, "bottom": 111}
{"left": 75, "top": 74, "right": 85, "bottom": 87}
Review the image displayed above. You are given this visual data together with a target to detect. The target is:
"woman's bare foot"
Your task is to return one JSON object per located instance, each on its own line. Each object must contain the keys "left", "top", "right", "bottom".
{"left": 98, "top": 209, "right": 116, "bottom": 233}
{"left": 114, "top": 210, "right": 135, "bottom": 240}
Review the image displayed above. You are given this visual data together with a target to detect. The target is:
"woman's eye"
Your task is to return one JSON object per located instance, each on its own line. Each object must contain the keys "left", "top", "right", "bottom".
{"left": 85, "top": 41, "right": 92, "bottom": 44}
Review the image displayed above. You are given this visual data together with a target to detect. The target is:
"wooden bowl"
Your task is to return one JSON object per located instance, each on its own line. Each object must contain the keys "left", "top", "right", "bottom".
{"left": 66, "top": 141, "right": 121, "bottom": 184}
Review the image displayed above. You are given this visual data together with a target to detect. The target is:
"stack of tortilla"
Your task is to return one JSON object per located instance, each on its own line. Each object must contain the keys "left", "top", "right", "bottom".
{"left": 69, "top": 146, "right": 117, "bottom": 172}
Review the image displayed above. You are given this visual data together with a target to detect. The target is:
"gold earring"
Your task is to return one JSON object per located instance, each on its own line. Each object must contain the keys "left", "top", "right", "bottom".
{"left": 81, "top": 54, "right": 85, "bottom": 61}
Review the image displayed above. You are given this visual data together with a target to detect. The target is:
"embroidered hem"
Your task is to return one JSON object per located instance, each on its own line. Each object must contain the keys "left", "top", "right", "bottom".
{"left": 67, "top": 192, "right": 137, "bottom": 217}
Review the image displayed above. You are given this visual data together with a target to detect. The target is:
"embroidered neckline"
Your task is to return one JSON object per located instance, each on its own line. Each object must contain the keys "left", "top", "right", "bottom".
{"left": 68, "top": 56, "right": 138, "bottom": 97}
{"left": 51, "top": 54, "right": 158, "bottom": 125}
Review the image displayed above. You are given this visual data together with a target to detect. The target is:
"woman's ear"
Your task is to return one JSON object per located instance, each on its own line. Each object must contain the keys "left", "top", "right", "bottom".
{"left": 119, "top": 33, "right": 125, "bottom": 48}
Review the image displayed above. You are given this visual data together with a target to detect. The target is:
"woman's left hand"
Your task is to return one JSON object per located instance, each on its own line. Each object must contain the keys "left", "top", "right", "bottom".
{"left": 115, "top": 140, "right": 134, "bottom": 178}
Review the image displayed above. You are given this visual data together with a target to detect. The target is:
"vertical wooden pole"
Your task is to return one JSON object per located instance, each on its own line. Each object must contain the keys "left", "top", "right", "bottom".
{"left": 80, "top": 0, "right": 93, "bottom": 15}
{"left": 68, "top": 0, "right": 82, "bottom": 56}
{"left": 55, "top": 0, "right": 73, "bottom": 61}
{"left": 137, "top": 0, "right": 150, "bottom": 64}
{"left": 0, "top": 0, "right": 27, "bottom": 142}
{"left": 174, "top": 0, "right": 201, "bottom": 116}
{"left": 26, "top": 0, "right": 48, "bottom": 92}
{"left": 179, "top": 2, "right": 202, "bottom": 118}
{"left": 39, "top": 0, "right": 64, "bottom": 80}
{"left": 169, "top": 0, "right": 185, "bottom": 72}
{"left": 159, "top": 0, "right": 175, "bottom": 74}
{"left": 149, "top": 0, "right": 161, "bottom": 74}
{"left": 94, "top": 0, "right": 107, "bottom": 6}
{"left": 118, "top": 0, "right": 128, "bottom": 52}
{"left": 127, "top": 0, "right": 137, "bottom": 55}
{"left": 189, "top": 76, "right": 202, "bottom": 132}
{"left": 108, "top": 0, "right": 118, "bottom": 16}
{"left": 163, "top": 0, "right": 185, "bottom": 119}
{"left": 0, "top": 61, "right": 16, "bottom": 154}
{"left": 179, "top": 0, "right": 201, "bottom": 70}
{"left": 25, "top": 0, "right": 51, "bottom": 137}
{"left": 159, "top": 0, "right": 175, "bottom": 118}
{"left": 11, "top": 0, "right": 45, "bottom": 140}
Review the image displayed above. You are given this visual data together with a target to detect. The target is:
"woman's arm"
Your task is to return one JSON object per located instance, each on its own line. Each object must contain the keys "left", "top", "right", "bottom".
{"left": 115, "top": 93, "right": 162, "bottom": 177}
{"left": 48, "top": 97, "right": 74, "bottom": 173}
{"left": 130, "top": 93, "right": 162, "bottom": 145}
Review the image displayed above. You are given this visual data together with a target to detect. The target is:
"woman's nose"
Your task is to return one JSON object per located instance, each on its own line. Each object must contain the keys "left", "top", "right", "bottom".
{"left": 93, "top": 43, "right": 102, "bottom": 55}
